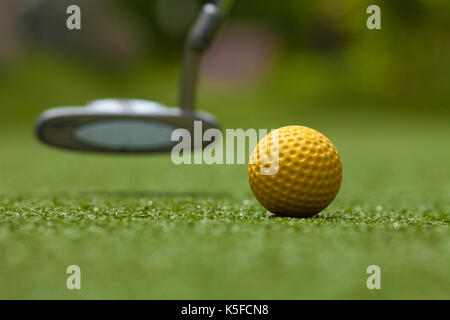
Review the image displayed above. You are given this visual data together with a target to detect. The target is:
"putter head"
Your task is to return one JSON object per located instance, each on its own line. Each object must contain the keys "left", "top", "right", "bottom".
{"left": 35, "top": 2, "right": 228, "bottom": 154}
{"left": 35, "top": 99, "right": 220, "bottom": 153}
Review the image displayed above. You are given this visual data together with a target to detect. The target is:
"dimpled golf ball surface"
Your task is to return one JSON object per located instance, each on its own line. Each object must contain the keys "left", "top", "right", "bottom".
{"left": 248, "top": 126, "right": 342, "bottom": 217}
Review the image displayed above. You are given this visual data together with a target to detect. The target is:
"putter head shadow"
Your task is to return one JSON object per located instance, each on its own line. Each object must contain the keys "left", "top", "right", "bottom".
{"left": 35, "top": 99, "right": 220, "bottom": 153}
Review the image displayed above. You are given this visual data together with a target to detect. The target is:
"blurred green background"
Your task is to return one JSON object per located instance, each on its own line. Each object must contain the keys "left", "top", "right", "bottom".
{"left": 1, "top": 0, "right": 449, "bottom": 125}
{"left": 0, "top": 0, "right": 449, "bottom": 299}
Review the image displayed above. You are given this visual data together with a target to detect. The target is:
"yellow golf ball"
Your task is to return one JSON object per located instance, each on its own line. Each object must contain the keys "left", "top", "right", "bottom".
{"left": 248, "top": 126, "right": 342, "bottom": 217}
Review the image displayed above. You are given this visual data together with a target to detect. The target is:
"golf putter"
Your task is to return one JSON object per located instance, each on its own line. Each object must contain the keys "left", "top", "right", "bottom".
{"left": 35, "top": 1, "right": 227, "bottom": 153}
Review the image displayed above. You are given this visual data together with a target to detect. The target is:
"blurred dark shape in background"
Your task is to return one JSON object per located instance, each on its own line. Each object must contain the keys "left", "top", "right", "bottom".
{"left": 0, "top": 0, "right": 204, "bottom": 65}
{"left": 203, "top": 24, "right": 280, "bottom": 84}
{"left": 153, "top": 0, "right": 200, "bottom": 37}
{"left": 2, "top": 0, "right": 448, "bottom": 62}
{"left": 0, "top": 0, "right": 25, "bottom": 61}
{"left": 22, "top": 0, "right": 148, "bottom": 65}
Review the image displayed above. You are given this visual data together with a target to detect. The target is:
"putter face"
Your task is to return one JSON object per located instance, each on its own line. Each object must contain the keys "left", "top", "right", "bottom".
{"left": 35, "top": 99, "right": 220, "bottom": 153}
{"left": 73, "top": 119, "right": 178, "bottom": 151}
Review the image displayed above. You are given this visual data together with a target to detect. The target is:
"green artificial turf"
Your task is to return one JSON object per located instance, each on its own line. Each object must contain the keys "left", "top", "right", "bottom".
{"left": 0, "top": 55, "right": 449, "bottom": 299}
